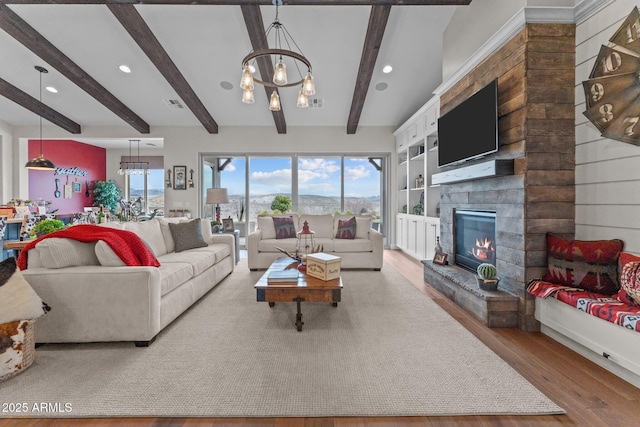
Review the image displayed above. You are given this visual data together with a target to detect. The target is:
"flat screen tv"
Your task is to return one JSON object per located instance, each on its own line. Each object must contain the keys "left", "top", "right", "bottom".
{"left": 437, "top": 79, "right": 498, "bottom": 168}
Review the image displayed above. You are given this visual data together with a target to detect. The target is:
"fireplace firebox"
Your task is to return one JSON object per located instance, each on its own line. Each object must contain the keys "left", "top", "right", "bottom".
{"left": 454, "top": 210, "right": 496, "bottom": 272}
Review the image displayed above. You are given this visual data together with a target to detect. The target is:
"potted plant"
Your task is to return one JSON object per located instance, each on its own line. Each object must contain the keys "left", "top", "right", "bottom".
{"left": 476, "top": 263, "right": 499, "bottom": 291}
{"left": 92, "top": 180, "right": 122, "bottom": 213}
{"left": 31, "top": 219, "right": 65, "bottom": 238}
{"left": 211, "top": 220, "right": 221, "bottom": 233}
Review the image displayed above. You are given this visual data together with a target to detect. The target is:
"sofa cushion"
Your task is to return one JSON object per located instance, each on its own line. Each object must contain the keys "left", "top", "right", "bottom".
{"left": 124, "top": 219, "right": 168, "bottom": 256}
{"left": 257, "top": 216, "right": 276, "bottom": 239}
{"left": 169, "top": 219, "right": 208, "bottom": 252}
{"left": 157, "top": 262, "right": 194, "bottom": 296}
{"left": 94, "top": 240, "right": 126, "bottom": 266}
{"left": 300, "top": 214, "right": 334, "bottom": 239}
{"left": 543, "top": 233, "right": 623, "bottom": 295}
{"left": 159, "top": 250, "right": 215, "bottom": 277}
{"left": 258, "top": 238, "right": 299, "bottom": 253}
{"left": 199, "top": 218, "right": 214, "bottom": 244}
{"left": 333, "top": 238, "right": 373, "bottom": 253}
{"left": 355, "top": 216, "right": 372, "bottom": 239}
{"left": 190, "top": 244, "right": 232, "bottom": 264}
{"left": 36, "top": 238, "right": 99, "bottom": 269}
{"left": 158, "top": 217, "right": 185, "bottom": 253}
{"left": 335, "top": 216, "right": 356, "bottom": 239}
{"left": 273, "top": 216, "right": 297, "bottom": 239}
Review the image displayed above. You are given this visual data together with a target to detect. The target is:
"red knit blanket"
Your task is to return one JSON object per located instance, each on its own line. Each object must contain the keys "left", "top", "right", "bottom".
{"left": 17, "top": 224, "right": 160, "bottom": 270}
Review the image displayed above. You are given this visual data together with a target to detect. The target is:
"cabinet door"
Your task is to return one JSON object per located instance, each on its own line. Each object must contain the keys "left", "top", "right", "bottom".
{"left": 424, "top": 105, "right": 438, "bottom": 136}
{"left": 407, "top": 216, "right": 418, "bottom": 255}
{"left": 395, "top": 131, "right": 406, "bottom": 152}
{"left": 416, "top": 218, "right": 426, "bottom": 258}
{"left": 424, "top": 218, "right": 440, "bottom": 260}
{"left": 395, "top": 215, "right": 406, "bottom": 249}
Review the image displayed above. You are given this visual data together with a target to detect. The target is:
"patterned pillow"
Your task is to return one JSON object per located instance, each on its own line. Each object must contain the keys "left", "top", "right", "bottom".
{"left": 273, "top": 216, "right": 296, "bottom": 239}
{"left": 0, "top": 257, "right": 50, "bottom": 324}
{"left": 619, "top": 252, "right": 640, "bottom": 305}
{"left": 335, "top": 216, "right": 356, "bottom": 239}
{"left": 168, "top": 219, "right": 208, "bottom": 252}
{"left": 543, "top": 233, "right": 624, "bottom": 295}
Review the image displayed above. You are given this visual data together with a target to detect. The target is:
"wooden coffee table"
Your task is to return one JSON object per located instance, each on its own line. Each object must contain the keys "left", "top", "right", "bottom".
{"left": 255, "top": 258, "right": 342, "bottom": 331}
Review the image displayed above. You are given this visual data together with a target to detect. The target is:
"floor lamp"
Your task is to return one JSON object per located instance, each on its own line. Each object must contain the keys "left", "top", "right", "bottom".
{"left": 206, "top": 188, "right": 229, "bottom": 225}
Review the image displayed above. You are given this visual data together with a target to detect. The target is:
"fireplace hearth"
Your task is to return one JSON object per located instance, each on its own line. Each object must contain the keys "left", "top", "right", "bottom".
{"left": 454, "top": 210, "right": 496, "bottom": 272}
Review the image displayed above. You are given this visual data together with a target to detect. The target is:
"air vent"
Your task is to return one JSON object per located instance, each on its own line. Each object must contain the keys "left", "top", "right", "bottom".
{"left": 308, "top": 98, "right": 324, "bottom": 109}
{"left": 163, "top": 99, "right": 185, "bottom": 110}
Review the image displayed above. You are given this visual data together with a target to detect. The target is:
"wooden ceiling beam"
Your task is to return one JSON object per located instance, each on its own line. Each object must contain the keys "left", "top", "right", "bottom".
{"left": 0, "top": 1, "right": 471, "bottom": 5}
{"left": 0, "top": 4, "right": 150, "bottom": 133}
{"left": 0, "top": 78, "right": 81, "bottom": 134}
{"left": 347, "top": 4, "right": 391, "bottom": 134}
{"left": 108, "top": 4, "right": 219, "bottom": 134}
{"left": 241, "top": 4, "right": 287, "bottom": 134}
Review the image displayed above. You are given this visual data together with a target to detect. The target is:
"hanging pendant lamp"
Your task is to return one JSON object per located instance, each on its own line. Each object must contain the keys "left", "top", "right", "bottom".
{"left": 25, "top": 66, "right": 56, "bottom": 170}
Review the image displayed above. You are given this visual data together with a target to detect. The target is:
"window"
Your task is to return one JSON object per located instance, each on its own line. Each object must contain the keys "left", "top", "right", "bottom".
{"left": 200, "top": 153, "right": 389, "bottom": 243}
{"left": 124, "top": 156, "right": 164, "bottom": 215}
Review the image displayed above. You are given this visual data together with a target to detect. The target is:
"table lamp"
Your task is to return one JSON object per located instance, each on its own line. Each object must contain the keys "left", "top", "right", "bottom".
{"left": 206, "top": 188, "right": 229, "bottom": 224}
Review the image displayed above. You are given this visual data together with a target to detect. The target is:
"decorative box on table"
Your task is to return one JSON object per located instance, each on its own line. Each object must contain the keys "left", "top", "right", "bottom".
{"left": 306, "top": 252, "right": 341, "bottom": 281}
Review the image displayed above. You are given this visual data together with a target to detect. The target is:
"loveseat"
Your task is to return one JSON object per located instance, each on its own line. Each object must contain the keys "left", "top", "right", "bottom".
{"left": 527, "top": 234, "right": 640, "bottom": 386}
{"left": 19, "top": 217, "right": 234, "bottom": 346}
{"left": 247, "top": 213, "right": 383, "bottom": 270}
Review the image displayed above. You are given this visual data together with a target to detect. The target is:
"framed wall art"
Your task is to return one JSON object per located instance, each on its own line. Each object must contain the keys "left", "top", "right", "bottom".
{"left": 433, "top": 252, "right": 448, "bottom": 266}
{"left": 173, "top": 166, "right": 187, "bottom": 190}
{"left": 222, "top": 217, "right": 235, "bottom": 232}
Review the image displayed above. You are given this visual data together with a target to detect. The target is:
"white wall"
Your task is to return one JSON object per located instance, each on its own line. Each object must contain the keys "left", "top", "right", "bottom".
{"left": 575, "top": 0, "right": 640, "bottom": 254}
{"left": 0, "top": 119, "right": 13, "bottom": 203}
{"left": 10, "top": 124, "right": 394, "bottom": 216}
{"left": 442, "top": 0, "right": 526, "bottom": 81}
{"left": 442, "top": 0, "right": 578, "bottom": 82}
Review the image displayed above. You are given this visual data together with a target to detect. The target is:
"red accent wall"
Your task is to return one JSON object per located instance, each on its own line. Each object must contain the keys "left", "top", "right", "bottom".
{"left": 28, "top": 139, "right": 106, "bottom": 214}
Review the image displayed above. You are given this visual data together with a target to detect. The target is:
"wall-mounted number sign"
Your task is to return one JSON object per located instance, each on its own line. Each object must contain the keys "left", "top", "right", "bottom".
{"left": 582, "top": 7, "right": 640, "bottom": 145}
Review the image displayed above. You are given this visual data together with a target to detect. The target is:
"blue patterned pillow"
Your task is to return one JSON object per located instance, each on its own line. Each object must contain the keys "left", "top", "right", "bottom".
{"left": 336, "top": 217, "right": 356, "bottom": 239}
{"left": 273, "top": 216, "right": 296, "bottom": 239}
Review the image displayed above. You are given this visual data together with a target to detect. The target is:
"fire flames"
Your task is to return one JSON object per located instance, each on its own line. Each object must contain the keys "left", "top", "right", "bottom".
{"left": 471, "top": 237, "right": 495, "bottom": 263}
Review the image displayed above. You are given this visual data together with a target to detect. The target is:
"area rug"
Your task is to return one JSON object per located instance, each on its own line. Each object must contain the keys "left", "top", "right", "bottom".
{"left": 0, "top": 260, "right": 564, "bottom": 418}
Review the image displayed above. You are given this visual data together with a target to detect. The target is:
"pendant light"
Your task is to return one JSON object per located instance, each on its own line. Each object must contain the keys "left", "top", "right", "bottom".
{"left": 25, "top": 66, "right": 56, "bottom": 170}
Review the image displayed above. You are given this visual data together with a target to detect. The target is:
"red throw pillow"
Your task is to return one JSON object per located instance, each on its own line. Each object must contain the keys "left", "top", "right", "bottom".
{"left": 543, "top": 233, "right": 623, "bottom": 295}
{"left": 273, "top": 216, "right": 296, "bottom": 239}
{"left": 335, "top": 217, "right": 356, "bottom": 239}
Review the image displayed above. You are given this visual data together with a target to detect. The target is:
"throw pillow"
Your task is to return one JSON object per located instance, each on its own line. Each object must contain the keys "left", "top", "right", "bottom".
{"left": 543, "top": 233, "right": 624, "bottom": 295}
{"left": 169, "top": 219, "right": 208, "bottom": 252}
{"left": 94, "top": 240, "right": 126, "bottom": 266}
{"left": 0, "top": 257, "right": 50, "bottom": 324}
{"left": 36, "top": 238, "right": 100, "bottom": 269}
{"left": 123, "top": 219, "right": 168, "bottom": 256}
{"left": 355, "top": 216, "right": 373, "bottom": 239}
{"left": 257, "top": 216, "right": 276, "bottom": 240}
{"left": 620, "top": 257, "right": 640, "bottom": 305}
{"left": 273, "top": 216, "right": 296, "bottom": 239}
{"left": 336, "top": 216, "right": 356, "bottom": 239}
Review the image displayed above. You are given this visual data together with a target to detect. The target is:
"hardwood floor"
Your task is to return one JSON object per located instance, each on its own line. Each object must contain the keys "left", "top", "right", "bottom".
{"left": 3, "top": 249, "right": 640, "bottom": 427}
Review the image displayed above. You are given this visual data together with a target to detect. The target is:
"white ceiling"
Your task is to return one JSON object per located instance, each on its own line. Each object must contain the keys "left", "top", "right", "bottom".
{"left": 0, "top": 3, "right": 457, "bottom": 144}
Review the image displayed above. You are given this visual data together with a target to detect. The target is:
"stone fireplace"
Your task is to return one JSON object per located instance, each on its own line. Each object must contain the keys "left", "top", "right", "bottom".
{"left": 454, "top": 210, "right": 496, "bottom": 272}
{"left": 423, "top": 22, "right": 576, "bottom": 331}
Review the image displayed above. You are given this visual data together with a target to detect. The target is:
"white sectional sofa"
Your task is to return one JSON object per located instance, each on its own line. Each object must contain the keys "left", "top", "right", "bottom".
{"left": 20, "top": 217, "right": 234, "bottom": 346}
{"left": 247, "top": 213, "right": 383, "bottom": 270}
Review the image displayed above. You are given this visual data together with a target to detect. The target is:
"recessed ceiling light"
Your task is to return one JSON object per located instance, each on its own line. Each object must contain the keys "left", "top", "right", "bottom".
{"left": 220, "top": 81, "right": 234, "bottom": 90}
{"left": 382, "top": 65, "right": 393, "bottom": 74}
{"left": 375, "top": 82, "right": 388, "bottom": 91}
{"left": 45, "top": 86, "right": 58, "bottom": 93}
{"left": 119, "top": 65, "right": 131, "bottom": 73}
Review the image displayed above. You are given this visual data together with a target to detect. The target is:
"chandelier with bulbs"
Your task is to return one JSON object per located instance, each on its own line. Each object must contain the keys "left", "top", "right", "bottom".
{"left": 240, "top": 0, "right": 316, "bottom": 111}
{"left": 118, "top": 139, "right": 150, "bottom": 176}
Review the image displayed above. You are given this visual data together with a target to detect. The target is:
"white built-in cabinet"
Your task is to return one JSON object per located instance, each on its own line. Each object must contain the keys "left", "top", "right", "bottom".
{"left": 394, "top": 95, "right": 440, "bottom": 261}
